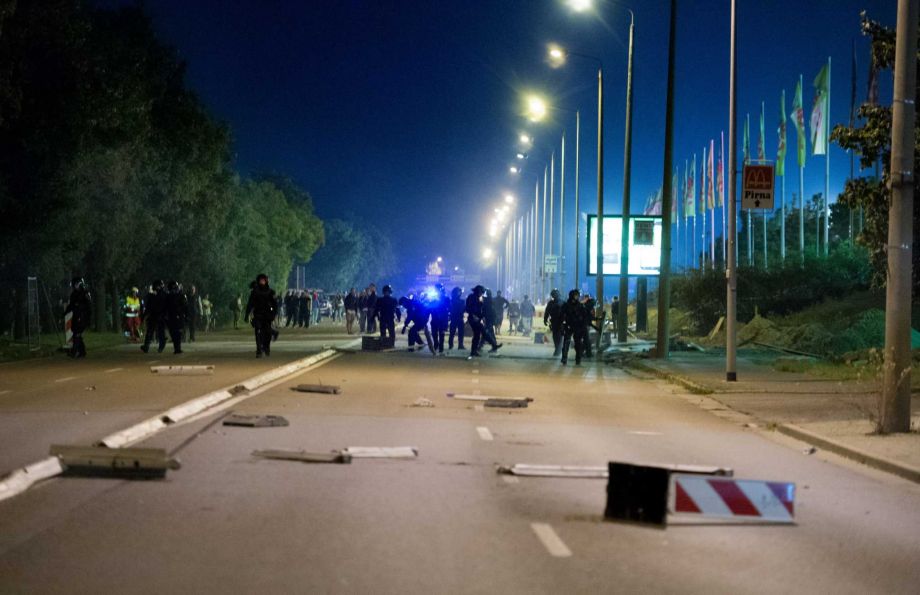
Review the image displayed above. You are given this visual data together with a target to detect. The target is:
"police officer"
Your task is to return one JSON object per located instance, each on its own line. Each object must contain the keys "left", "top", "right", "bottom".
{"left": 430, "top": 284, "right": 450, "bottom": 355}
{"left": 448, "top": 287, "right": 466, "bottom": 350}
{"left": 479, "top": 289, "right": 502, "bottom": 353}
{"left": 164, "top": 281, "right": 188, "bottom": 354}
{"left": 376, "top": 285, "right": 400, "bottom": 345}
{"left": 560, "top": 289, "right": 589, "bottom": 366}
{"left": 245, "top": 273, "right": 277, "bottom": 358}
{"left": 407, "top": 292, "right": 434, "bottom": 354}
{"left": 465, "top": 285, "right": 486, "bottom": 358}
{"left": 64, "top": 277, "right": 91, "bottom": 358}
{"left": 492, "top": 290, "right": 509, "bottom": 336}
{"left": 543, "top": 289, "right": 564, "bottom": 356}
{"left": 582, "top": 293, "right": 597, "bottom": 358}
{"left": 141, "top": 280, "right": 167, "bottom": 353}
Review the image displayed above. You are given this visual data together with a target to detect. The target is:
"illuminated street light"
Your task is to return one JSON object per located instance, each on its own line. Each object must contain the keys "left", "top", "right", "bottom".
{"left": 566, "top": 0, "right": 592, "bottom": 12}
{"left": 519, "top": 133, "right": 532, "bottom": 145}
{"left": 436, "top": 256, "right": 443, "bottom": 263}
{"left": 504, "top": 194, "right": 515, "bottom": 204}
{"left": 483, "top": 248, "right": 493, "bottom": 259}
{"left": 547, "top": 44, "right": 566, "bottom": 68}
{"left": 525, "top": 95, "right": 548, "bottom": 122}
{"left": 509, "top": 165, "right": 520, "bottom": 174}
{"left": 516, "top": 152, "right": 526, "bottom": 160}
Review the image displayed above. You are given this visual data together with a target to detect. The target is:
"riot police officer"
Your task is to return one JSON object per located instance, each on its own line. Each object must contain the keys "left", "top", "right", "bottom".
{"left": 430, "top": 284, "right": 450, "bottom": 355}
{"left": 165, "top": 281, "right": 188, "bottom": 354}
{"left": 376, "top": 285, "right": 400, "bottom": 344}
{"left": 465, "top": 285, "right": 486, "bottom": 358}
{"left": 543, "top": 289, "right": 564, "bottom": 356}
{"left": 141, "top": 280, "right": 167, "bottom": 353}
{"left": 448, "top": 287, "right": 466, "bottom": 350}
{"left": 64, "top": 277, "right": 91, "bottom": 358}
{"left": 561, "top": 289, "right": 589, "bottom": 366}
{"left": 245, "top": 273, "right": 277, "bottom": 357}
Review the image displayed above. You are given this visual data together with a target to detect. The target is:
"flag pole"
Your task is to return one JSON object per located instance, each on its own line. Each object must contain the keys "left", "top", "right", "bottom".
{"left": 746, "top": 113, "right": 752, "bottom": 266}
{"left": 701, "top": 146, "right": 707, "bottom": 271}
{"left": 722, "top": 131, "right": 727, "bottom": 266}
{"left": 799, "top": 74, "right": 805, "bottom": 265}
{"left": 710, "top": 141, "right": 716, "bottom": 267}
{"left": 824, "top": 55, "right": 831, "bottom": 255}
{"left": 762, "top": 101, "right": 768, "bottom": 270}
{"left": 781, "top": 89, "right": 786, "bottom": 263}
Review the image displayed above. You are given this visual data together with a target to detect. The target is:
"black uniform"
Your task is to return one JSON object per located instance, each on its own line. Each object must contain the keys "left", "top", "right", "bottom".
{"left": 430, "top": 290, "right": 450, "bottom": 353}
{"left": 561, "top": 296, "right": 590, "bottom": 365}
{"left": 246, "top": 280, "right": 277, "bottom": 356}
{"left": 465, "top": 290, "right": 485, "bottom": 357}
{"left": 582, "top": 297, "right": 596, "bottom": 358}
{"left": 543, "top": 297, "right": 564, "bottom": 355}
{"left": 141, "top": 286, "right": 167, "bottom": 353}
{"left": 365, "top": 290, "right": 378, "bottom": 334}
{"left": 479, "top": 294, "right": 500, "bottom": 352}
{"left": 448, "top": 288, "right": 466, "bottom": 350}
{"left": 65, "top": 286, "right": 91, "bottom": 358}
{"left": 375, "top": 294, "right": 400, "bottom": 342}
{"left": 407, "top": 298, "right": 434, "bottom": 353}
{"left": 492, "top": 293, "right": 509, "bottom": 336}
{"left": 165, "top": 286, "right": 188, "bottom": 354}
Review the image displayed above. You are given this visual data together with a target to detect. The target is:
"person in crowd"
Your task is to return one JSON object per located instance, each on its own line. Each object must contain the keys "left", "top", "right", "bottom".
{"left": 464, "top": 285, "right": 486, "bottom": 358}
{"left": 376, "top": 285, "right": 400, "bottom": 344}
{"left": 65, "top": 277, "right": 91, "bottom": 358}
{"left": 560, "top": 289, "right": 590, "bottom": 366}
{"left": 479, "top": 289, "right": 502, "bottom": 354}
{"left": 406, "top": 291, "right": 434, "bottom": 354}
{"left": 186, "top": 284, "right": 201, "bottom": 343}
{"left": 610, "top": 295, "right": 620, "bottom": 334}
{"left": 358, "top": 289, "right": 368, "bottom": 333}
{"left": 543, "top": 289, "right": 564, "bottom": 356}
{"left": 507, "top": 298, "right": 521, "bottom": 335}
{"left": 231, "top": 293, "right": 242, "bottom": 330}
{"left": 448, "top": 287, "right": 466, "bottom": 350}
{"left": 201, "top": 293, "right": 213, "bottom": 331}
{"left": 284, "top": 290, "right": 297, "bottom": 327}
{"left": 520, "top": 294, "right": 535, "bottom": 337}
{"left": 429, "top": 284, "right": 450, "bottom": 355}
{"left": 492, "top": 290, "right": 509, "bottom": 336}
{"left": 165, "top": 281, "right": 188, "bottom": 354}
{"left": 365, "top": 284, "right": 378, "bottom": 334}
{"left": 344, "top": 288, "right": 358, "bottom": 334}
{"left": 582, "top": 293, "right": 596, "bottom": 359}
{"left": 123, "top": 287, "right": 141, "bottom": 342}
{"left": 245, "top": 274, "right": 277, "bottom": 358}
{"left": 299, "top": 290, "right": 311, "bottom": 328}
{"left": 141, "top": 280, "right": 167, "bottom": 353}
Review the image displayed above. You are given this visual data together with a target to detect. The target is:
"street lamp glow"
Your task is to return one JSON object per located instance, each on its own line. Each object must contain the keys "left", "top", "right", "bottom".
{"left": 516, "top": 152, "right": 526, "bottom": 160}
{"left": 525, "top": 95, "right": 548, "bottom": 122}
{"left": 566, "top": 0, "right": 592, "bottom": 12}
{"left": 504, "top": 193, "right": 515, "bottom": 204}
{"left": 483, "top": 248, "right": 493, "bottom": 259}
{"left": 436, "top": 256, "right": 443, "bottom": 263}
{"left": 519, "top": 133, "right": 532, "bottom": 145}
{"left": 488, "top": 228, "right": 496, "bottom": 238}
{"left": 547, "top": 44, "right": 567, "bottom": 68}
{"left": 509, "top": 165, "right": 520, "bottom": 174}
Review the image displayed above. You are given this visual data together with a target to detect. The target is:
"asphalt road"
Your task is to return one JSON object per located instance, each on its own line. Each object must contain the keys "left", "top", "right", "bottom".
{"left": 1, "top": 331, "right": 918, "bottom": 594}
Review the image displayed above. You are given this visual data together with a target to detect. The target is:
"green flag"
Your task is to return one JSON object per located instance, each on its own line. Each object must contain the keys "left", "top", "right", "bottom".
{"left": 777, "top": 90, "right": 787, "bottom": 176}
{"left": 790, "top": 78, "right": 807, "bottom": 166}
{"left": 810, "top": 63, "right": 830, "bottom": 155}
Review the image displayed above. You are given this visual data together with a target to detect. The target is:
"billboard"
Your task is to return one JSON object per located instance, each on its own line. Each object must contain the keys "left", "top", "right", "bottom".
{"left": 586, "top": 215, "right": 662, "bottom": 276}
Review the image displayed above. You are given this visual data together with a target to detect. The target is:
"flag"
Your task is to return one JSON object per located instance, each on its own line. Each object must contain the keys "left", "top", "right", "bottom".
{"left": 672, "top": 168, "right": 679, "bottom": 217}
{"left": 743, "top": 115, "right": 750, "bottom": 164}
{"left": 708, "top": 139, "right": 715, "bottom": 210}
{"left": 687, "top": 156, "right": 696, "bottom": 218}
{"left": 790, "top": 78, "right": 807, "bottom": 166}
{"left": 810, "top": 63, "right": 830, "bottom": 155}
{"left": 717, "top": 137, "right": 724, "bottom": 207}
{"left": 683, "top": 160, "right": 690, "bottom": 219}
{"left": 777, "top": 90, "right": 787, "bottom": 176}
{"left": 758, "top": 106, "right": 765, "bottom": 161}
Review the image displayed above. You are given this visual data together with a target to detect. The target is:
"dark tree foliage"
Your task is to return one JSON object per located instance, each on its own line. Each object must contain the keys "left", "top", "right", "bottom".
{"left": 0, "top": 1, "right": 325, "bottom": 334}
{"left": 301, "top": 218, "right": 400, "bottom": 292}
{"left": 831, "top": 11, "right": 920, "bottom": 291}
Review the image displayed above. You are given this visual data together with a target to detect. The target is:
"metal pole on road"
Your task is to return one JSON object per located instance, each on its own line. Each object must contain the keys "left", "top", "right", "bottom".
{"left": 881, "top": 0, "right": 918, "bottom": 433}
{"left": 617, "top": 13, "right": 635, "bottom": 344}
{"left": 550, "top": 152, "right": 556, "bottom": 292}
{"left": 560, "top": 131, "right": 566, "bottom": 291}
{"left": 595, "top": 67, "right": 605, "bottom": 318}
{"left": 574, "top": 111, "right": 581, "bottom": 291}
{"left": 542, "top": 166, "right": 548, "bottom": 302}
{"left": 726, "top": 0, "right": 739, "bottom": 382}
{"left": 654, "top": 0, "right": 677, "bottom": 360}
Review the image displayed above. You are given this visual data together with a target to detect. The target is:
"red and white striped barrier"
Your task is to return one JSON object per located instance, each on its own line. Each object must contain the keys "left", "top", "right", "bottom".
{"left": 669, "top": 474, "right": 795, "bottom": 523}
{"left": 64, "top": 311, "right": 73, "bottom": 348}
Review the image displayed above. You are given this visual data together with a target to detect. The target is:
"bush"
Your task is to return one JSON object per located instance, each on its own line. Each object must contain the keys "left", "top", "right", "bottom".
{"left": 672, "top": 246, "right": 872, "bottom": 334}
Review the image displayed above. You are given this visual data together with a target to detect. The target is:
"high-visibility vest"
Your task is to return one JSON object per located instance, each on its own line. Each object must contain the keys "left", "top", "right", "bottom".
{"left": 125, "top": 296, "right": 141, "bottom": 317}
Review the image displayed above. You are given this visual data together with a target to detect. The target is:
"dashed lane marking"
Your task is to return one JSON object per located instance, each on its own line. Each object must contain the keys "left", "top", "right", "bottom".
{"left": 531, "top": 523, "right": 572, "bottom": 558}
{"left": 502, "top": 475, "right": 520, "bottom": 484}
{"left": 104, "top": 368, "right": 123, "bottom": 374}
{"left": 476, "top": 426, "right": 493, "bottom": 441}
{"left": 54, "top": 377, "right": 77, "bottom": 383}
{"left": 629, "top": 431, "right": 663, "bottom": 436}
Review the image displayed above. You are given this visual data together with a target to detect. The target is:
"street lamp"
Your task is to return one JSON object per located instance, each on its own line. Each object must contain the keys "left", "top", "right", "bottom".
{"left": 525, "top": 95, "right": 548, "bottom": 122}
{"left": 504, "top": 193, "right": 515, "bottom": 204}
{"left": 509, "top": 165, "right": 520, "bottom": 174}
{"left": 566, "top": 0, "right": 592, "bottom": 12}
{"left": 519, "top": 133, "right": 533, "bottom": 146}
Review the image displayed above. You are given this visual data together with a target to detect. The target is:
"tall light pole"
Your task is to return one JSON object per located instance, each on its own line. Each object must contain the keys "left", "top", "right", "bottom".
{"left": 726, "top": 0, "right": 739, "bottom": 381}
{"left": 654, "top": 0, "right": 677, "bottom": 360}
{"left": 574, "top": 111, "right": 581, "bottom": 290}
{"left": 616, "top": 10, "right": 635, "bottom": 344}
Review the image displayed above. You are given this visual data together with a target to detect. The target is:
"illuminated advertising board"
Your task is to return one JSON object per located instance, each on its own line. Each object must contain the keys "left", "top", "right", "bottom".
{"left": 586, "top": 215, "right": 662, "bottom": 276}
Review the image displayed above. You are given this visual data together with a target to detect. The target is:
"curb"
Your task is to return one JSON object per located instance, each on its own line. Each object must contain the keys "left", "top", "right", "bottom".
{"left": 0, "top": 346, "right": 348, "bottom": 503}
{"left": 777, "top": 423, "right": 920, "bottom": 485}
{"left": 624, "top": 360, "right": 714, "bottom": 395}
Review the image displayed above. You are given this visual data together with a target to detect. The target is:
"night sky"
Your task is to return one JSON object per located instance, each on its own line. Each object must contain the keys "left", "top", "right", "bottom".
{"left": 136, "top": 0, "right": 894, "bottom": 290}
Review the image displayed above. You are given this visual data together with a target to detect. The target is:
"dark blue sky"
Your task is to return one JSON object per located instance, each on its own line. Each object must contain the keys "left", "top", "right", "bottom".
{"left": 139, "top": 0, "right": 894, "bottom": 287}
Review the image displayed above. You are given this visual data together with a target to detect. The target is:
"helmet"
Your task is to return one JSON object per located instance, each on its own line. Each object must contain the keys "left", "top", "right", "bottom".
{"left": 167, "top": 280, "right": 179, "bottom": 293}
{"left": 130, "top": 286, "right": 139, "bottom": 294}
{"left": 382, "top": 284, "right": 393, "bottom": 295}
{"left": 550, "top": 289, "right": 560, "bottom": 300}
{"left": 451, "top": 287, "right": 462, "bottom": 298}
{"left": 568, "top": 289, "right": 580, "bottom": 300}
{"left": 473, "top": 285, "right": 485, "bottom": 295}
{"left": 152, "top": 279, "right": 164, "bottom": 291}
{"left": 71, "top": 277, "right": 85, "bottom": 290}
{"left": 256, "top": 273, "right": 269, "bottom": 284}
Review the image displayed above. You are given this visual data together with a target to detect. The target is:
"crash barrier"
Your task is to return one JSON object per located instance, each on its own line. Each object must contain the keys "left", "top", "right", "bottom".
{"left": 605, "top": 462, "right": 794, "bottom": 527}
{"left": 50, "top": 445, "right": 180, "bottom": 479}
{"left": 150, "top": 365, "right": 215, "bottom": 375}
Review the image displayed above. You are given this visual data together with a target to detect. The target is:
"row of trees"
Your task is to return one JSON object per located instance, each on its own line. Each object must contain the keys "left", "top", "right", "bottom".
{"left": 0, "top": 2, "right": 397, "bottom": 336}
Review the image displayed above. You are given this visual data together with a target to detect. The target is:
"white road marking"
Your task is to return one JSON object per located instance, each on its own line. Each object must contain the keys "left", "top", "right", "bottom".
{"left": 54, "top": 377, "right": 77, "bottom": 383}
{"left": 476, "top": 426, "right": 493, "bottom": 441}
{"left": 472, "top": 369, "right": 479, "bottom": 374}
{"left": 474, "top": 404, "right": 485, "bottom": 412}
{"left": 531, "top": 523, "right": 572, "bottom": 558}
{"left": 502, "top": 475, "right": 520, "bottom": 484}
{"left": 104, "top": 368, "right": 123, "bottom": 373}
{"left": 629, "top": 431, "right": 663, "bottom": 436}
{"left": 471, "top": 378, "right": 479, "bottom": 384}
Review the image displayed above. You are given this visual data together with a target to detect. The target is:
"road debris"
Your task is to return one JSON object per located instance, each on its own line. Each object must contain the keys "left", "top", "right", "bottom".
{"left": 150, "top": 365, "right": 214, "bottom": 376}
{"left": 223, "top": 413, "right": 289, "bottom": 428}
{"left": 253, "top": 449, "right": 351, "bottom": 464}
{"left": 50, "top": 444, "right": 180, "bottom": 479}
{"left": 84, "top": 385, "right": 96, "bottom": 391}
{"left": 803, "top": 446, "right": 817, "bottom": 455}
{"left": 484, "top": 398, "right": 528, "bottom": 409}
{"left": 292, "top": 384, "right": 341, "bottom": 394}
{"left": 446, "top": 393, "right": 533, "bottom": 403}
{"left": 410, "top": 397, "right": 435, "bottom": 408}
{"left": 343, "top": 446, "right": 418, "bottom": 459}
{"left": 499, "top": 462, "right": 732, "bottom": 479}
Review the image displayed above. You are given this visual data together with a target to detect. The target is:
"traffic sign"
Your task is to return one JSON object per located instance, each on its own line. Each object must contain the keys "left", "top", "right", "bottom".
{"left": 543, "top": 254, "right": 558, "bottom": 273}
{"left": 741, "top": 164, "right": 775, "bottom": 210}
